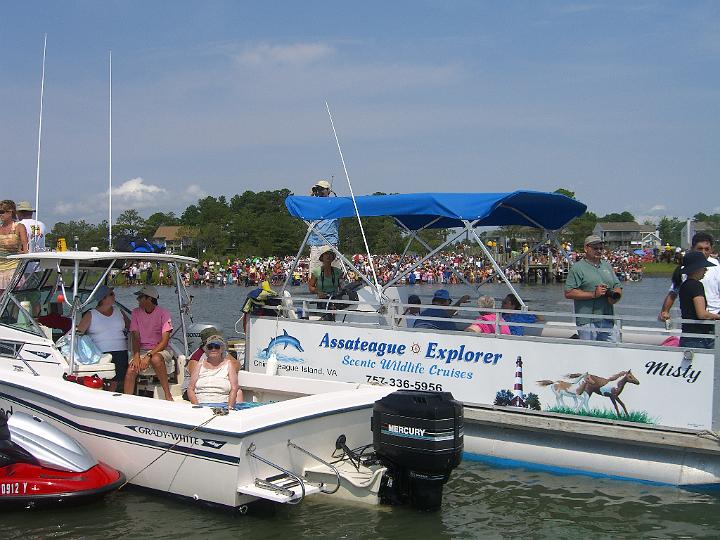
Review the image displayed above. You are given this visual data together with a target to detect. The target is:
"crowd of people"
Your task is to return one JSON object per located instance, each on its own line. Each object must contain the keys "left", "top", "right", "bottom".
{"left": 166, "top": 245, "right": 643, "bottom": 290}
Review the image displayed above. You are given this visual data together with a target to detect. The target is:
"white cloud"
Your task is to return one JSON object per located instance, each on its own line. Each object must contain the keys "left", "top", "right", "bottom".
{"left": 236, "top": 43, "right": 334, "bottom": 67}
{"left": 111, "top": 177, "right": 167, "bottom": 207}
{"left": 650, "top": 205, "right": 666, "bottom": 212}
{"left": 54, "top": 177, "right": 192, "bottom": 221}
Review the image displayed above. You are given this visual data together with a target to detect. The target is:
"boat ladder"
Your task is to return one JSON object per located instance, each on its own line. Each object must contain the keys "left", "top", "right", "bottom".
{"left": 238, "top": 440, "right": 341, "bottom": 504}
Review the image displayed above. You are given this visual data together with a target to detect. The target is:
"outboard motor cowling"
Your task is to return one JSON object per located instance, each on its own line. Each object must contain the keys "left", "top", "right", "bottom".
{"left": 372, "top": 390, "right": 463, "bottom": 511}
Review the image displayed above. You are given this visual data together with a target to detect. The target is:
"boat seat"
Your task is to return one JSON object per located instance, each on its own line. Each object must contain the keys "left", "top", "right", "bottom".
{"left": 73, "top": 353, "right": 117, "bottom": 380}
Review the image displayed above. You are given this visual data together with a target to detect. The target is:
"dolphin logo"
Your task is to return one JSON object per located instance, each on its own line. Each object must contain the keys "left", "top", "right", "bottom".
{"left": 262, "top": 329, "right": 304, "bottom": 356}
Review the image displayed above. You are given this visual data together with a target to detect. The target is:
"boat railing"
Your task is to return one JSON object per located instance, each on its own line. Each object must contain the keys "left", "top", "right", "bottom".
{"left": 259, "top": 294, "right": 719, "bottom": 350}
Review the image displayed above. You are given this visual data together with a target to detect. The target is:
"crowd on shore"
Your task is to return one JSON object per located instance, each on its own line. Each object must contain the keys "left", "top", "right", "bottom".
{"left": 114, "top": 245, "right": 645, "bottom": 288}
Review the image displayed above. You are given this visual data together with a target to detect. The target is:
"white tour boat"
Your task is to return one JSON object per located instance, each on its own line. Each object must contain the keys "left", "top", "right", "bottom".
{"left": 0, "top": 251, "right": 463, "bottom": 511}
{"left": 243, "top": 191, "right": 720, "bottom": 491}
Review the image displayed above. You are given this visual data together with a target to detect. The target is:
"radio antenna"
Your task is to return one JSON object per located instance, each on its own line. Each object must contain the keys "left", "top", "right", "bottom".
{"left": 33, "top": 33, "right": 47, "bottom": 245}
{"left": 108, "top": 50, "right": 113, "bottom": 250}
{"left": 325, "top": 101, "right": 381, "bottom": 297}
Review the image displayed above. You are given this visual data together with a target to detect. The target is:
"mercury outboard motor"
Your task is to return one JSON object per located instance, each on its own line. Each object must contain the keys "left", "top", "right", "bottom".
{"left": 371, "top": 390, "right": 463, "bottom": 511}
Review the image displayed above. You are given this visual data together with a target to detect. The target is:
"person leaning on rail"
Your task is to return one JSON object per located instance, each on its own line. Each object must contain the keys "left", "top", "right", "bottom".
{"left": 564, "top": 235, "right": 622, "bottom": 342}
{"left": 659, "top": 232, "right": 720, "bottom": 322}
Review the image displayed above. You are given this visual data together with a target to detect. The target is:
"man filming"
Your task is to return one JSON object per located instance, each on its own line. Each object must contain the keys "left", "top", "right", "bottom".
{"left": 308, "top": 179, "right": 341, "bottom": 275}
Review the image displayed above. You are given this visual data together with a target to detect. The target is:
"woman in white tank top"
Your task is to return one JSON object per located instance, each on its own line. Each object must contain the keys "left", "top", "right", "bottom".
{"left": 187, "top": 335, "right": 240, "bottom": 408}
{"left": 77, "top": 285, "right": 130, "bottom": 391}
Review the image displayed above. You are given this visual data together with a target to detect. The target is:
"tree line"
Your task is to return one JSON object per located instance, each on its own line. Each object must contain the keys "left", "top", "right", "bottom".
{"left": 45, "top": 188, "right": 719, "bottom": 259}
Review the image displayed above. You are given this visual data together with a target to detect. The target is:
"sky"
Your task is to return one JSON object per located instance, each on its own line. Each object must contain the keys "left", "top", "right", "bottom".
{"left": 1, "top": 1, "right": 719, "bottom": 228}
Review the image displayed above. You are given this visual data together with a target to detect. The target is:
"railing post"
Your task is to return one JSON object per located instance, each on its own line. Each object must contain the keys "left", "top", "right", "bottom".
{"left": 713, "top": 320, "right": 720, "bottom": 432}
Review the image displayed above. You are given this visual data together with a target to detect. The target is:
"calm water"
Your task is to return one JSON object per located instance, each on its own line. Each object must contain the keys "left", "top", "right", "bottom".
{"left": 7, "top": 278, "right": 719, "bottom": 539}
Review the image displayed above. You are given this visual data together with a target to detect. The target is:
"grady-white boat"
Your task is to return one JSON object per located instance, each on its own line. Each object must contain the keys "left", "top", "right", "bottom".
{"left": 0, "top": 252, "right": 463, "bottom": 511}
{"left": 244, "top": 191, "right": 720, "bottom": 490}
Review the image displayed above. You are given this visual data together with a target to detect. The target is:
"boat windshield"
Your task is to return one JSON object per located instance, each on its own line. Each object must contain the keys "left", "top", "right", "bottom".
{"left": 0, "top": 264, "right": 125, "bottom": 339}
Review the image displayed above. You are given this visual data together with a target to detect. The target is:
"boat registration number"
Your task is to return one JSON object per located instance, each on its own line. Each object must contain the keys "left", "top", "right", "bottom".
{"left": 1, "top": 482, "right": 28, "bottom": 495}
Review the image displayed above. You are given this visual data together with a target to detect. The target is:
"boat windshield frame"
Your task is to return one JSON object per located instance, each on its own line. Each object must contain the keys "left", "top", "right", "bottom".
{"left": 1, "top": 251, "right": 198, "bottom": 375}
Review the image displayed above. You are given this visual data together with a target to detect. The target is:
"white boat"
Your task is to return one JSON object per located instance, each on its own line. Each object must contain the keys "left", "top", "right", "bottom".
{"left": 0, "top": 252, "right": 463, "bottom": 511}
{"left": 243, "top": 191, "right": 720, "bottom": 490}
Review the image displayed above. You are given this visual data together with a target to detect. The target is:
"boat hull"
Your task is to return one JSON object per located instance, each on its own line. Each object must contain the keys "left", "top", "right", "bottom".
{"left": 0, "top": 373, "right": 392, "bottom": 508}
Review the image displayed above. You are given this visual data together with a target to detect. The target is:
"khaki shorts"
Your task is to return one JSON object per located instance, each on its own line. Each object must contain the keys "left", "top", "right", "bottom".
{"left": 138, "top": 349, "right": 175, "bottom": 376}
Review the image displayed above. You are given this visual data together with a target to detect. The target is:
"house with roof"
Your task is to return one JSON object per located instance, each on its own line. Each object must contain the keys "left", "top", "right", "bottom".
{"left": 680, "top": 221, "right": 720, "bottom": 250}
{"left": 152, "top": 226, "right": 197, "bottom": 254}
{"left": 592, "top": 222, "right": 660, "bottom": 250}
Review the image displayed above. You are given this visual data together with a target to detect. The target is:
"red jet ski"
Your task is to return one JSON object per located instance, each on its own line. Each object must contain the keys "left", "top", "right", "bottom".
{"left": 1, "top": 410, "right": 124, "bottom": 509}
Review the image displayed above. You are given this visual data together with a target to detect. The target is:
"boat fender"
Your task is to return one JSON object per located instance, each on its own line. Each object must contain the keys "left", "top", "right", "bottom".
{"left": 265, "top": 353, "right": 278, "bottom": 376}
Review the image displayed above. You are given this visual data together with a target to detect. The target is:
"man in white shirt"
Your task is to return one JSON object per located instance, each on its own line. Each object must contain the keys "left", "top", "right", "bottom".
{"left": 16, "top": 201, "right": 46, "bottom": 252}
{"left": 659, "top": 232, "right": 720, "bottom": 320}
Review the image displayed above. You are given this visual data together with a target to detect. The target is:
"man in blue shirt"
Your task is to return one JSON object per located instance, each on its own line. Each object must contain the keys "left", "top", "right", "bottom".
{"left": 413, "top": 289, "right": 471, "bottom": 331}
{"left": 308, "top": 180, "right": 340, "bottom": 276}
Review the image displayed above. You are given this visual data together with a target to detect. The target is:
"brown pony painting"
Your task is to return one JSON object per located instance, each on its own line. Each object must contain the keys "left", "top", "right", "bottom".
{"left": 578, "top": 370, "right": 640, "bottom": 417}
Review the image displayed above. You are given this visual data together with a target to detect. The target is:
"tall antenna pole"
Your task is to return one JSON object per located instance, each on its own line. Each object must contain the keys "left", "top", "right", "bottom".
{"left": 108, "top": 50, "right": 113, "bottom": 251}
{"left": 325, "top": 101, "right": 381, "bottom": 297}
{"left": 34, "top": 33, "right": 47, "bottom": 239}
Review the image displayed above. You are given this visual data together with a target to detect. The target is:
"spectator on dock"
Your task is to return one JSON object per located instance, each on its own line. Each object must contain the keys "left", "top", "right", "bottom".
{"left": 659, "top": 232, "right": 720, "bottom": 322}
{"left": 564, "top": 235, "right": 622, "bottom": 342}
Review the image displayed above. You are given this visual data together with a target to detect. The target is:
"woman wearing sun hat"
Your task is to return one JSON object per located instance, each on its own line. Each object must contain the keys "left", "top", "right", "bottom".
{"left": 308, "top": 246, "right": 344, "bottom": 299}
{"left": 187, "top": 335, "right": 240, "bottom": 408}
{"left": 679, "top": 251, "right": 720, "bottom": 349}
{"left": 77, "top": 284, "right": 130, "bottom": 390}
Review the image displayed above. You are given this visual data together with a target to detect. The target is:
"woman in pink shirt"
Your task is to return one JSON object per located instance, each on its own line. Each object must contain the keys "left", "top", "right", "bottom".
{"left": 466, "top": 296, "right": 511, "bottom": 335}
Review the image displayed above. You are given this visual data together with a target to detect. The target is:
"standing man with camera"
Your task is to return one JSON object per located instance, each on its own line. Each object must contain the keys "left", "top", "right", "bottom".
{"left": 564, "top": 235, "right": 622, "bottom": 342}
{"left": 308, "top": 179, "right": 341, "bottom": 276}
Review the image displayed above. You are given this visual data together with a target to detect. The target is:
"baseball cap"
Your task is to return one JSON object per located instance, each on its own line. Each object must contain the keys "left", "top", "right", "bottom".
{"left": 134, "top": 285, "right": 159, "bottom": 299}
{"left": 584, "top": 235, "right": 603, "bottom": 246}
{"left": 199, "top": 326, "right": 220, "bottom": 345}
{"left": 433, "top": 289, "right": 451, "bottom": 301}
{"left": 94, "top": 285, "right": 114, "bottom": 301}
{"left": 204, "top": 335, "right": 227, "bottom": 349}
{"left": 314, "top": 180, "right": 331, "bottom": 189}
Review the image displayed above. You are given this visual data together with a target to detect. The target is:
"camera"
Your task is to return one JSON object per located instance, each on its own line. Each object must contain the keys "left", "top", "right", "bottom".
{"left": 604, "top": 289, "right": 621, "bottom": 300}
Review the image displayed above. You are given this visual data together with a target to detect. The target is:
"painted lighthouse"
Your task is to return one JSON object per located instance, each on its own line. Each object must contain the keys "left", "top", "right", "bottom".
{"left": 509, "top": 356, "right": 526, "bottom": 408}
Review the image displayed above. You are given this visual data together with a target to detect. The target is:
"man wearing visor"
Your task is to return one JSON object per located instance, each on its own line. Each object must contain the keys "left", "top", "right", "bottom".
{"left": 565, "top": 235, "right": 622, "bottom": 342}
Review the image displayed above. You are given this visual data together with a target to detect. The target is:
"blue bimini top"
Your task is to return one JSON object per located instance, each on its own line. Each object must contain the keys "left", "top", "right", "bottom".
{"left": 285, "top": 191, "right": 587, "bottom": 231}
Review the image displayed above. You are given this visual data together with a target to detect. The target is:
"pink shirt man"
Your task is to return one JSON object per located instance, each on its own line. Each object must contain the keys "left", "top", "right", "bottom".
{"left": 129, "top": 305, "right": 173, "bottom": 349}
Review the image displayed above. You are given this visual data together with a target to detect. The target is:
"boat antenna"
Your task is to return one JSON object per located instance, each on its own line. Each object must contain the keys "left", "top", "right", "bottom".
{"left": 34, "top": 33, "right": 47, "bottom": 237}
{"left": 108, "top": 50, "right": 113, "bottom": 251}
{"left": 325, "top": 101, "right": 381, "bottom": 296}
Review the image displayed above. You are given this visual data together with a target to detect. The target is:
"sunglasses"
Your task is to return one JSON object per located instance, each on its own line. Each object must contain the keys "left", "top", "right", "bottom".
{"left": 206, "top": 343, "right": 223, "bottom": 350}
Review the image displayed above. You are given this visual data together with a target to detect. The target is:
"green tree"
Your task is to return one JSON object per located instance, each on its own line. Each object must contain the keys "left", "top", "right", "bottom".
{"left": 564, "top": 211, "right": 598, "bottom": 247}
{"left": 554, "top": 188, "right": 576, "bottom": 199}
{"left": 115, "top": 209, "right": 146, "bottom": 237}
{"left": 657, "top": 217, "right": 684, "bottom": 246}
{"left": 140, "top": 211, "right": 180, "bottom": 239}
{"left": 598, "top": 211, "right": 635, "bottom": 223}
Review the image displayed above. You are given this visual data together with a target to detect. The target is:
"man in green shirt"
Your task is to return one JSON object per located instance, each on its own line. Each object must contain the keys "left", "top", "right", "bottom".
{"left": 564, "top": 235, "right": 622, "bottom": 342}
